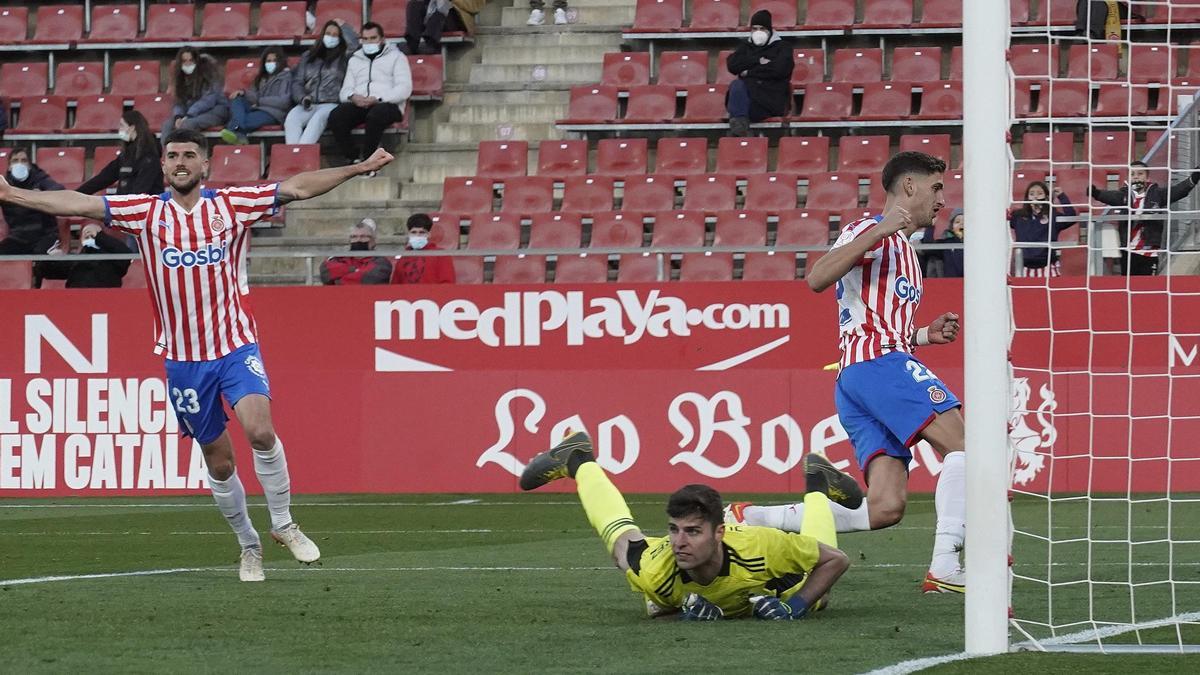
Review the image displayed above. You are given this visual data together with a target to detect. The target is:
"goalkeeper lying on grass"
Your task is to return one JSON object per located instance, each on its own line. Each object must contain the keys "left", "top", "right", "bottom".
{"left": 520, "top": 431, "right": 851, "bottom": 620}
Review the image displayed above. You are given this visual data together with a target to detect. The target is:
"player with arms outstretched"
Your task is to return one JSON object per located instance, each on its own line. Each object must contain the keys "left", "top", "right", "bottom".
{"left": 0, "top": 129, "right": 393, "bottom": 581}
{"left": 520, "top": 431, "right": 850, "bottom": 620}
{"left": 726, "top": 152, "right": 968, "bottom": 593}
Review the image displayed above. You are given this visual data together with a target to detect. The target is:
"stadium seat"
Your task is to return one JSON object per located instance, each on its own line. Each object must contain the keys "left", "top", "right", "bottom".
{"left": 804, "top": 0, "right": 855, "bottom": 28}
{"left": 313, "top": 0, "right": 363, "bottom": 32}
{"left": 941, "top": 170, "right": 964, "bottom": 208}
{"left": 561, "top": 176, "right": 616, "bottom": 214}
{"left": 658, "top": 51, "right": 708, "bottom": 87}
{"left": 713, "top": 210, "right": 768, "bottom": 246}
{"left": 54, "top": 62, "right": 103, "bottom": 97}
{"left": 1168, "top": 2, "right": 1200, "bottom": 23}
{"left": 1067, "top": 44, "right": 1120, "bottom": 81}
{"left": 776, "top": 136, "right": 831, "bottom": 174}
{"left": 110, "top": 61, "right": 161, "bottom": 96}
{"left": 651, "top": 211, "right": 705, "bottom": 247}
{"left": 258, "top": 2, "right": 307, "bottom": 38}
{"left": 682, "top": 85, "right": 729, "bottom": 122}
{"left": 624, "top": 85, "right": 678, "bottom": 123}
{"left": 0, "top": 7, "right": 28, "bottom": 42}
{"left": 72, "top": 96, "right": 122, "bottom": 133}
{"left": 145, "top": 4, "right": 195, "bottom": 41}
{"left": 537, "top": 140, "right": 588, "bottom": 176}
{"left": 409, "top": 55, "right": 445, "bottom": 99}
{"left": 427, "top": 213, "right": 462, "bottom": 249}
{"left": 563, "top": 86, "right": 618, "bottom": 124}
{"left": 131, "top": 94, "right": 173, "bottom": 129}
{"left": 267, "top": 144, "right": 321, "bottom": 180}
{"left": 601, "top": 52, "right": 651, "bottom": 88}
{"left": 1011, "top": 168, "right": 1046, "bottom": 201}
{"left": 800, "top": 83, "right": 853, "bottom": 120}
{"left": 680, "top": 253, "right": 734, "bottom": 281}
{"left": 918, "top": 81, "right": 963, "bottom": 120}
{"left": 891, "top": 47, "right": 942, "bottom": 82}
{"left": 15, "top": 96, "right": 67, "bottom": 134}
{"left": 689, "top": 0, "right": 740, "bottom": 30}
{"left": 500, "top": 176, "right": 554, "bottom": 215}
{"left": 715, "top": 137, "right": 769, "bottom": 177}
{"left": 832, "top": 49, "right": 884, "bottom": 83}
{"left": 631, "top": 0, "right": 684, "bottom": 31}
{"left": 858, "top": 82, "right": 912, "bottom": 121}
{"left": 87, "top": 4, "right": 138, "bottom": 42}
{"left": 0, "top": 148, "right": 10, "bottom": 177}
{"left": 949, "top": 46, "right": 963, "bottom": 80}
{"left": 554, "top": 254, "right": 609, "bottom": 283}
{"left": 715, "top": 50, "right": 737, "bottom": 85}
{"left": 683, "top": 174, "right": 737, "bottom": 212}
{"left": 776, "top": 209, "right": 832, "bottom": 246}
{"left": 804, "top": 172, "right": 858, "bottom": 210}
{"left": 655, "top": 138, "right": 708, "bottom": 177}
{"left": 622, "top": 176, "right": 676, "bottom": 214}
{"left": 1021, "top": 131, "right": 1074, "bottom": 163}
{"left": 1094, "top": 83, "right": 1150, "bottom": 118}
{"left": 1129, "top": 44, "right": 1172, "bottom": 84}
{"left": 0, "top": 261, "right": 33, "bottom": 290}
{"left": 918, "top": 0, "right": 961, "bottom": 26}
{"left": 92, "top": 146, "right": 122, "bottom": 172}
{"left": 751, "top": 0, "right": 798, "bottom": 27}
{"left": 1045, "top": 79, "right": 1091, "bottom": 118}
{"left": 209, "top": 146, "right": 262, "bottom": 185}
{"left": 34, "top": 5, "right": 84, "bottom": 42}
{"left": 1046, "top": 167, "right": 1093, "bottom": 203}
{"left": 838, "top": 136, "right": 891, "bottom": 172}
{"left": 590, "top": 212, "right": 645, "bottom": 248}
{"left": 1047, "top": 0, "right": 1076, "bottom": 24}
{"left": 2, "top": 65, "right": 48, "bottom": 103}
{"left": 900, "top": 134, "right": 954, "bottom": 167}
{"left": 744, "top": 173, "right": 799, "bottom": 212}
{"left": 861, "top": 0, "right": 914, "bottom": 28}
{"left": 743, "top": 252, "right": 797, "bottom": 280}
{"left": 866, "top": 180, "right": 885, "bottom": 211}
{"left": 1010, "top": 43, "right": 1060, "bottom": 78}
{"left": 370, "top": 0, "right": 409, "bottom": 35}
{"left": 441, "top": 177, "right": 493, "bottom": 215}
{"left": 596, "top": 139, "right": 649, "bottom": 176}
{"left": 476, "top": 141, "right": 529, "bottom": 179}
{"left": 1086, "top": 131, "right": 1135, "bottom": 167}
{"left": 493, "top": 256, "right": 547, "bottom": 284}
{"left": 1009, "top": 0, "right": 1032, "bottom": 24}
{"left": 791, "top": 49, "right": 827, "bottom": 85}
{"left": 35, "top": 147, "right": 85, "bottom": 188}
{"left": 468, "top": 213, "right": 522, "bottom": 250}
{"left": 617, "top": 253, "right": 662, "bottom": 282}
{"left": 452, "top": 257, "right": 484, "bottom": 284}
{"left": 201, "top": 3, "right": 252, "bottom": 40}
{"left": 225, "top": 59, "right": 260, "bottom": 96}
{"left": 529, "top": 213, "right": 584, "bottom": 249}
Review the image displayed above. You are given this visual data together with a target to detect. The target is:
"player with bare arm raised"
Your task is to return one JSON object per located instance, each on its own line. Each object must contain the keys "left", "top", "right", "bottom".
{"left": 725, "top": 152, "right": 969, "bottom": 593}
{"left": 0, "top": 129, "right": 393, "bottom": 582}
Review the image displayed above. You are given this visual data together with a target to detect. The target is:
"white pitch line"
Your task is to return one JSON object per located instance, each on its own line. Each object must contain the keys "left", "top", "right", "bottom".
{"left": 0, "top": 500, "right": 667, "bottom": 509}
{"left": 859, "top": 652, "right": 975, "bottom": 675}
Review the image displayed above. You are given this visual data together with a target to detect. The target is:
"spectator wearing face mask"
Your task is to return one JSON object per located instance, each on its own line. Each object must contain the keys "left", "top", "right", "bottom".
{"left": 162, "top": 46, "right": 229, "bottom": 141}
{"left": 1091, "top": 161, "right": 1200, "bottom": 276}
{"left": 319, "top": 218, "right": 393, "bottom": 285}
{"left": 390, "top": 213, "right": 456, "bottom": 284}
{"left": 220, "top": 47, "right": 295, "bottom": 145}
{"left": 36, "top": 223, "right": 132, "bottom": 288}
{"left": 0, "top": 147, "right": 64, "bottom": 255}
{"left": 287, "top": 19, "right": 360, "bottom": 145}
{"left": 329, "top": 21, "right": 411, "bottom": 166}
{"left": 725, "top": 10, "right": 794, "bottom": 137}
{"left": 78, "top": 111, "right": 163, "bottom": 197}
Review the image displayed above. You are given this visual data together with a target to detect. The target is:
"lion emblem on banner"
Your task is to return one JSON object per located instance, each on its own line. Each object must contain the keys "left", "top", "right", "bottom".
{"left": 1009, "top": 377, "right": 1056, "bottom": 485}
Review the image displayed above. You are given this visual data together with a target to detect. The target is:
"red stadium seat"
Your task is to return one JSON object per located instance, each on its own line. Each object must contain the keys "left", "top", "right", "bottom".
{"left": 680, "top": 253, "right": 734, "bottom": 281}
{"left": 744, "top": 173, "right": 799, "bottom": 212}
{"left": 1086, "top": 131, "right": 1135, "bottom": 167}
{"left": 201, "top": 3, "right": 251, "bottom": 40}
{"left": 832, "top": 48, "right": 884, "bottom": 83}
{"left": 1047, "top": 0, "right": 1076, "bottom": 24}
{"left": 838, "top": 208, "right": 875, "bottom": 227}
{"left": 683, "top": 174, "right": 737, "bottom": 212}
{"left": 477, "top": 141, "right": 529, "bottom": 179}
{"left": 442, "top": 177, "right": 493, "bottom": 215}
{"left": 1021, "top": 131, "right": 1074, "bottom": 162}
{"left": 1168, "top": 2, "right": 1200, "bottom": 23}
{"left": 224, "top": 59, "right": 260, "bottom": 96}
{"left": 651, "top": 211, "right": 705, "bottom": 247}
{"left": 590, "top": 212, "right": 645, "bottom": 248}
{"left": 1045, "top": 79, "right": 1091, "bottom": 118}
{"left": 596, "top": 139, "right": 649, "bottom": 176}
{"left": 838, "top": 136, "right": 891, "bottom": 172}
{"left": 682, "top": 84, "right": 728, "bottom": 122}
{"left": 267, "top": 144, "right": 321, "bottom": 180}
{"left": 861, "top": 0, "right": 914, "bottom": 27}
{"left": 1129, "top": 44, "right": 1172, "bottom": 84}
{"left": 743, "top": 252, "right": 797, "bottom": 280}
{"left": 467, "top": 213, "right": 522, "bottom": 250}
{"left": 93, "top": 146, "right": 123, "bottom": 172}
{"left": 0, "top": 7, "right": 28, "bottom": 42}
{"left": 791, "top": 49, "right": 827, "bottom": 85}
{"left": 16, "top": 96, "right": 67, "bottom": 133}
{"left": 409, "top": 55, "right": 444, "bottom": 99}
{"left": 0, "top": 261, "right": 33, "bottom": 290}
{"left": 1067, "top": 44, "right": 1120, "bottom": 81}
{"left": 713, "top": 210, "right": 768, "bottom": 246}
{"left": 131, "top": 95, "right": 173, "bottom": 129}
{"left": 370, "top": 0, "right": 410, "bottom": 35}
{"left": 537, "top": 140, "right": 588, "bottom": 176}
{"left": 34, "top": 5, "right": 84, "bottom": 42}
{"left": 427, "top": 213, "right": 462, "bottom": 249}
{"left": 716, "top": 137, "right": 769, "bottom": 177}
{"left": 73, "top": 96, "right": 122, "bottom": 133}
{"left": 145, "top": 4, "right": 195, "bottom": 41}
{"left": 750, "top": 0, "right": 798, "bottom": 27}
{"left": 0, "top": 148, "right": 10, "bottom": 177}
{"left": 554, "top": 254, "right": 609, "bottom": 283}
{"left": 1013, "top": 79, "right": 1041, "bottom": 119}
{"left": 655, "top": 138, "right": 708, "bottom": 177}
{"left": 122, "top": 260, "right": 148, "bottom": 289}
{"left": 493, "top": 256, "right": 547, "bottom": 284}
{"left": 899, "top": 134, "right": 954, "bottom": 167}
{"left": 892, "top": 47, "right": 942, "bottom": 82}
{"left": 602, "top": 52, "right": 651, "bottom": 88}
{"left": 624, "top": 85, "right": 678, "bottom": 123}
{"left": 258, "top": 2, "right": 307, "bottom": 38}
{"left": 87, "top": 4, "right": 138, "bottom": 42}
{"left": 950, "top": 46, "right": 963, "bottom": 80}
{"left": 658, "top": 51, "right": 708, "bottom": 87}
{"left": 563, "top": 86, "right": 618, "bottom": 124}
{"left": 937, "top": 169, "right": 962, "bottom": 208}
{"left": 800, "top": 83, "right": 853, "bottom": 120}
{"left": 631, "top": 0, "right": 684, "bottom": 31}
{"left": 1046, "top": 167, "right": 1093, "bottom": 203}
{"left": 1, "top": 63, "right": 48, "bottom": 99}
{"left": 452, "top": 257, "right": 483, "bottom": 284}
{"left": 617, "top": 254, "right": 662, "bottom": 282}
{"left": 110, "top": 61, "right": 161, "bottom": 96}
{"left": 777, "top": 136, "right": 831, "bottom": 173}
{"left": 209, "top": 145, "right": 262, "bottom": 185}
{"left": 715, "top": 50, "right": 737, "bottom": 85}
{"left": 1009, "top": 0, "right": 1032, "bottom": 24}
{"left": 313, "top": 0, "right": 363, "bottom": 32}
{"left": 805, "top": 0, "right": 855, "bottom": 28}
{"left": 500, "top": 176, "right": 554, "bottom": 215}
{"left": 689, "top": 0, "right": 740, "bottom": 30}
{"left": 804, "top": 172, "right": 859, "bottom": 210}
{"left": 1094, "top": 83, "right": 1150, "bottom": 118}
{"left": 529, "top": 213, "right": 584, "bottom": 249}
{"left": 1011, "top": 168, "right": 1047, "bottom": 201}
{"left": 36, "top": 147, "right": 85, "bottom": 188}
{"left": 918, "top": 81, "right": 963, "bottom": 120}
{"left": 918, "top": 0, "right": 961, "bottom": 26}
{"left": 561, "top": 176, "right": 615, "bottom": 214}
{"left": 54, "top": 62, "right": 103, "bottom": 97}
{"left": 1010, "top": 43, "right": 1060, "bottom": 78}
{"left": 858, "top": 82, "right": 912, "bottom": 121}
{"left": 776, "top": 209, "right": 832, "bottom": 245}
{"left": 622, "top": 176, "right": 676, "bottom": 214}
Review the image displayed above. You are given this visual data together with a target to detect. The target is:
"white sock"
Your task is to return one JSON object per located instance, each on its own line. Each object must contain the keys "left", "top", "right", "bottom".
{"left": 253, "top": 436, "right": 293, "bottom": 531}
{"left": 931, "top": 450, "right": 966, "bottom": 577}
{"left": 743, "top": 501, "right": 871, "bottom": 533}
{"left": 209, "top": 470, "right": 260, "bottom": 550}
{"left": 830, "top": 502, "right": 872, "bottom": 532}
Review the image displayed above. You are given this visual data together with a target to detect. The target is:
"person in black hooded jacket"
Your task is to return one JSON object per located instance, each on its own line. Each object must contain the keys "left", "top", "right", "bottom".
{"left": 77, "top": 111, "right": 163, "bottom": 197}
{"left": 725, "top": 9, "right": 794, "bottom": 137}
{"left": 0, "top": 148, "right": 63, "bottom": 255}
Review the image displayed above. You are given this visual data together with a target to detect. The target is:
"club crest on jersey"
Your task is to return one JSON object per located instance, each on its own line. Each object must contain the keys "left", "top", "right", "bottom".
{"left": 928, "top": 386, "right": 947, "bottom": 404}
{"left": 162, "top": 242, "right": 228, "bottom": 268}
{"left": 244, "top": 355, "right": 268, "bottom": 382}
{"left": 210, "top": 215, "right": 226, "bottom": 233}
{"left": 895, "top": 276, "right": 922, "bottom": 303}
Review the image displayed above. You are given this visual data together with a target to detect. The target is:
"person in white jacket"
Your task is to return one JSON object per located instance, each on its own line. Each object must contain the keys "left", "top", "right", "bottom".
{"left": 328, "top": 22, "right": 412, "bottom": 165}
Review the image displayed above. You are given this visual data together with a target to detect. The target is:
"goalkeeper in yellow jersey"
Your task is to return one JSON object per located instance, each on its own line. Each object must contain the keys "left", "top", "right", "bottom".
{"left": 520, "top": 431, "right": 851, "bottom": 620}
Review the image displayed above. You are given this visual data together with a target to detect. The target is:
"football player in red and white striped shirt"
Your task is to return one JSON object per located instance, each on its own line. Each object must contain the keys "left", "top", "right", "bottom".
{"left": 0, "top": 129, "right": 394, "bottom": 582}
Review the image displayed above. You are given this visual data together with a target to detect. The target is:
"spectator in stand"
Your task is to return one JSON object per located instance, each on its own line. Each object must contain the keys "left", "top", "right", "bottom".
{"left": 937, "top": 209, "right": 965, "bottom": 278}
{"left": 320, "top": 218, "right": 393, "bottom": 285}
{"left": 404, "top": 0, "right": 487, "bottom": 55}
{"left": 286, "top": 20, "right": 359, "bottom": 145}
{"left": 78, "top": 111, "right": 163, "bottom": 196}
{"left": 1075, "top": 1, "right": 1141, "bottom": 41}
{"left": 528, "top": 0, "right": 568, "bottom": 26}
{"left": 162, "top": 46, "right": 229, "bottom": 141}
{"left": 725, "top": 10, "right": 794, "bottom": 137}
{"left": 1090, "top": 161, "right": 1200, "bottom": 276}
{"left": 0, "top": 148, "right": 63, "bottom": 255}
{"left": 391, "top": 213, "right": 456, "bottom": 284}
{"left": 329, "top": 22, "right": 411, "bottom": 167}
{"left": 37, "top": 223, "right": 132, "bottom": 288}
{"left": 220, "top": 47, "right": 294, "bottom": 145}
{"left": 1010, "top": 181, "right": 1077, "bottom": 277}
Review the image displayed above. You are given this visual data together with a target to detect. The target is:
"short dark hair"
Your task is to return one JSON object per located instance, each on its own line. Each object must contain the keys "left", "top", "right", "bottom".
{"left": 407, "top": 213, "right": 433, "bottom": 231}
{"left": 881, "top": 151, "right": 947, "bottom": 193}
{"left": 361, "top": 21, "right": 384, "bottom": 37}
{"left": 9, "top": 146, "right": 31, "bottom": 162}
{"left": 666, "top": 484, "right": 724, "bottom": 527}
{"left": 163, "top": 128, "right": 208, "bottom": 157}
{"left": 1131, "top": 160, "right": 1148, "bottom": 168}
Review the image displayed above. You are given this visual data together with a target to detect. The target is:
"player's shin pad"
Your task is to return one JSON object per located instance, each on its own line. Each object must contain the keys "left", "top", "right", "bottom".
{"left": 800, "top": 492, "right": 837, "bottom": 548}
{"left": 574, "top": 462, "right": 637, "bottom": 554}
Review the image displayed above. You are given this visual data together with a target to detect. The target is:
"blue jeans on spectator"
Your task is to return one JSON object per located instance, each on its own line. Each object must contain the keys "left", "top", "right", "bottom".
{"left": 228, "top": 96, "right": 277, "bottom": 134}
{"left": 727, "top": 78, "right": 751, "bottom": 119}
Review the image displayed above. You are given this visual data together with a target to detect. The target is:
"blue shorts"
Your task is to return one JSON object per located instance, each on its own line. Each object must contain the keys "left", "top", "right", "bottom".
{"left": 164, "top": 343, "right": 272, "bottom": 445}
{"left": 835, "top": 351, "right": 961, "bottom": 476}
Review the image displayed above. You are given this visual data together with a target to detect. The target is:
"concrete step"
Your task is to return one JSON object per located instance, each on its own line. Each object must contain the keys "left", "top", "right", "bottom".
{"left": 447, "top": 103, "right": 568, "bottom": 124}
{"left": 467, "top": 62, "right": 602, "bottom": 85}
{"left": 399, "top": 181, "right": 448, "bottom": 204}
{"left": 480, "top": 44, "right": 613, "bottom": 65}
{"left": 471, "top": 29, "right": 625, "bottom": 47}
{"left": 435, "top": 121, "right": 565, "bottom": 143}
{"left": 411, "top": 162, "right": 481, "bottom": 184}
{"left": 450, "top": 90, "right": 569, "bottom": 106}
{"left": 501, "top": 5, "right": 635, "bottom": 26}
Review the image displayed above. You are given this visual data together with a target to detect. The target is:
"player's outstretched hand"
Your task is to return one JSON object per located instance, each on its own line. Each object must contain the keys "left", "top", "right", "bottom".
{"left": 680, "top": 593, "right": 723, "bottom": 621}
{"left": 928, "top": 312, "right": 960, "bottom": 344}
{"left": 750, "top": 595, "right": 797, "bottom": 620}
{"left": 358, "top": 148, "right": 395, "bottom": 175}
{"left": 0, "top": 174, "right": 10, "bottom": 201}
{"left": 878, "top": 205, "right": 912, "bottom": 236}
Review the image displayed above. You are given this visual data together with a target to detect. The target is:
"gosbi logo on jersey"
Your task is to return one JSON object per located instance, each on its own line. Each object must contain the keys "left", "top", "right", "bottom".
{"left": 894, "top": 275, "right": 921, "bottom": 303}
{"left": 162, "top": 242, "right": 229, "bottom": 268}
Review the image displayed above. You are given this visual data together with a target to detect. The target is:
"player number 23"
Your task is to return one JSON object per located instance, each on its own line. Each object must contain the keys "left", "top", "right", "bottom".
{"left": 172, "top": 387, "right": 201, "bottom": 414}
{"left": 906, "top": 361, "right": 936, "bottom": 383}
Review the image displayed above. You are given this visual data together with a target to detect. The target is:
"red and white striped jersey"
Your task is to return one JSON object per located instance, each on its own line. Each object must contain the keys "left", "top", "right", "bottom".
{"left": 1127, "top": 191, "right": 1157, "bottom": 258}
{"left": 104, "top": 184, "right": 279, "bottom": 361}
{"left": 831, "top": 216, "right": 924, "bottom": 369}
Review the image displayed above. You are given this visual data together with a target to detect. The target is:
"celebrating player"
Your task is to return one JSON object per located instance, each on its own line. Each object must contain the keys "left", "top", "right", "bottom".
{"left": 520, "top": 431, "right": 850, "bottom": 620}
{"left": 0, "top": 129, "right": 393, "bottom": 582}
{"left": 726, "top": 152, "right": 968, "bottom": 594}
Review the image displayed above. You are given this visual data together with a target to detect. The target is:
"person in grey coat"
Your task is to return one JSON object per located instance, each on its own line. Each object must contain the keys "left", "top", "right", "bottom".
{"left": 221, "top": 47, "right": 294, "bottom": 145}
{"left": 285, "top": 19, "right": 360, "bottom": 145}
{"left": 162, "top": 47, "right": 229, "bottom": 141}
